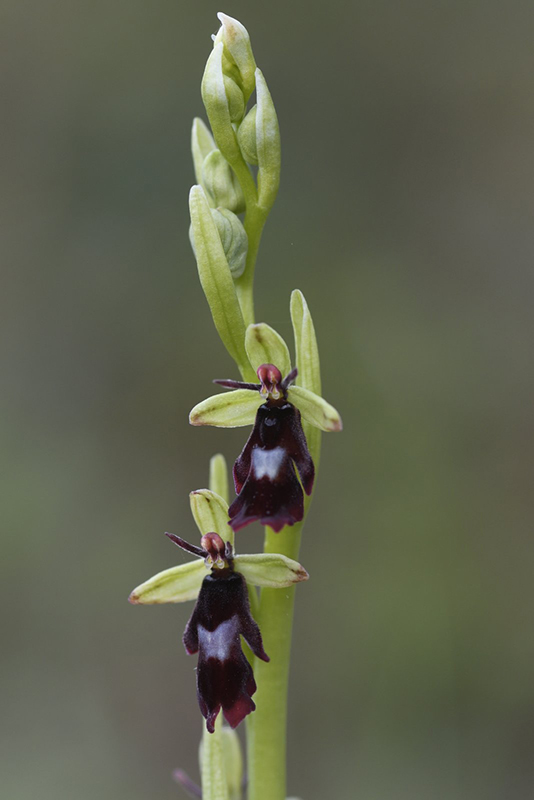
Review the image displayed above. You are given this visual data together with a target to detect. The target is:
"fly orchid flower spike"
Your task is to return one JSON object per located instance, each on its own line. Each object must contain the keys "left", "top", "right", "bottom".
{"left": 190, "top": 354, "right": 343, "bottom": 532}
{"left": 128, "top": 474, "right": 309, "bottom": 733}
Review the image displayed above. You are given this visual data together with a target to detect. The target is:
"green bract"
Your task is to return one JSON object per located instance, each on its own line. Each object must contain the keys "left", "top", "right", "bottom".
{"left": 209, "top": 453, "right": 229, "bottom": 503}
{"left": 189, "top": 185, "right": 254, "bottom": 380}
{"left": 190, "top": 388, "right": 262, "bottom": 427}
{"left": 202, "top": 42, "right": 241, "bottom": 166}
{"left": 290, "top": 289, "right": 321, "bottom": 395}
{"left": 129, "top": 559, "right": 205, "bottom": 605}
{"left": 255, "top": 69, "right": 281, "bottom": 211}
{"left": 191, "top": 118, "right": 216, "bottom": 196}
{"left": 234, "top": 553, "right": 309, "bottom": 587}
{"left": 245, "top": 322, "right": 292, "bottom": 378}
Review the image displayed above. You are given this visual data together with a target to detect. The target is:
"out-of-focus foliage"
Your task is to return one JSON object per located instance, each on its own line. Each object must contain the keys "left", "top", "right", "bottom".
{"left": 1, "top": 1, "right": 533, "bottom": 799}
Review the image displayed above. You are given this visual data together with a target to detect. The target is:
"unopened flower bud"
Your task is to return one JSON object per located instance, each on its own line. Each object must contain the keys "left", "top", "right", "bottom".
{"left": 211, "top": 208, "right": 248, "bottom": 278}
{"left": 214, "top": 13, "right": 256, "bottom": 102}
{"left": 202, "top": 150, "right": 245, "bottom": 213}
{"left": 237, "top": 104, "right": 258, "bottom": 165}
{"left": 223, "top": 75, "right": 245, "bottom": 123}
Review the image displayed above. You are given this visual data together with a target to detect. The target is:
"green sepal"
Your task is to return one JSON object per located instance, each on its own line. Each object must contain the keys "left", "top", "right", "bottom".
{"left": 202, "top": 42, "right": 241, "bottom": 166}
{"left": 216, "top": 13, "right": 257, "bottom": 103}
{"left": 209, "top": 453, "right": 229, "bottom": 504}
{"left": 190, "top": 389, "right": 262, "bottom": 428}
{"left": 245, "top": 323, "right": 291, "bottom": 377}
{"left": 255, "top": 68, "right": 281, "bottom": 211}
{"left": 235, "top": 553, "right": 309, "bottom": 587}
{"left": 287, "top": 385, "right": 342, "bottom": 432}
{"left": 190, "top": 488, "right": 233, "bottom": 547}
{"left": 189, "top": 185, "right": 254, "bottom": 380}
{"left": 191, "top": 118, "right": 216, "bottom": 193}
{"left": 128, "top": 559, "right": 205, "bottom": 604}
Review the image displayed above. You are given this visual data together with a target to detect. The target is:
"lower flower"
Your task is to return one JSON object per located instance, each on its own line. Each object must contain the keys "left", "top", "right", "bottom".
{"left": 183, "top": 565, "right": 269, "bottom": 732}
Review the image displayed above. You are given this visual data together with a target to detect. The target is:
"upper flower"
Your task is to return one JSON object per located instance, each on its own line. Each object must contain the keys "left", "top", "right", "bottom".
{"left": 190, "top": 344, "right": 342, "bottom": 532}
{"left": 211, "top": 364, "right": 314, "bottom": 531}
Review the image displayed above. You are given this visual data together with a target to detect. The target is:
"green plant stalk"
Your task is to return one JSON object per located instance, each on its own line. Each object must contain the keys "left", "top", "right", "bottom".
{"left": 235, "top": 205, "right": 266, "bottom": 327}
{"left": 201, "top": 713, "right": 229, "bottom": 800}
{"left": 247, "top": 433, "right": 321, "bottom": 800}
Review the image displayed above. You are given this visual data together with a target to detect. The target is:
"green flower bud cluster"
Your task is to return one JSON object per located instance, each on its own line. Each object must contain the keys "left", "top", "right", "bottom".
{"left": 190, "top": 13, "right": 282, "bottom": 337}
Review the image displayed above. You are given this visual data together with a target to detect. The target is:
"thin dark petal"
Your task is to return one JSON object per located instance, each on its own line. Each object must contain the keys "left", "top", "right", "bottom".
{"left": 173, "top": 770, "right": 202, "bottom": 798}
{"left": 281, "top": 366, "right": 298, "bottom": 392}
{"left": 233, "top": 422, "right": 262, "bottom": 493}
{"left": 213, "top": 379, "right": 261, "bottom": 391}
{"left": 239, "top": 611, "right": 270, "bottom": 662}
{"left": 165, "top": 532, "right": 206, "bottom": 558}
{"left": 283, "top": 406, "right": 315, "bottom": 495}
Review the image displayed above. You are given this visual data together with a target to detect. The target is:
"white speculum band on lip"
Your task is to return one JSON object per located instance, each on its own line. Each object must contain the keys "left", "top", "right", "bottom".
{"left": 198, "top": 617, "right": 240, "bottom": 662}
{"left": 251, "top": 446, "right": 284, "bottom": 481}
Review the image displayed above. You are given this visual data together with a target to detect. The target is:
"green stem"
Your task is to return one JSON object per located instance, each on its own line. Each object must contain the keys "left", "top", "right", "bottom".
{"left": 201, "top": 714, "right": 229, "bottom": 800}
{"left": 247, "top": 425, "right": 321, "bottom": 800}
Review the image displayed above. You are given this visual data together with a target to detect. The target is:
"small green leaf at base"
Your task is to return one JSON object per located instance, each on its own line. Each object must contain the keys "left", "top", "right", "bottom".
{"left": 234, "top": 553, "right": 309, "bottom": 587}
{"left": 129, "top": 559, "right": 205, "bottom": 604}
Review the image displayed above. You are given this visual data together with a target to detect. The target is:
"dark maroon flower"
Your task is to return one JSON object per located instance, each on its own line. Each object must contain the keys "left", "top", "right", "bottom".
{"left": 178, "top": 533, "right": 269, "bottom": 732}
{"left": 215, "top": 364, "right": 315, "bottom": 532}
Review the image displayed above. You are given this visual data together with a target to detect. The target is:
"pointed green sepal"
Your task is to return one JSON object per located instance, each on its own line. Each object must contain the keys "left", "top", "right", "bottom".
{"left": 290, "top": 289, "right": 321, "bottom": 395}
{"left": 190, "top": 488, "right": 232, "bottom": 547}
{"left": 191, "top": 117, "right": 216, "bottom": 191}
{"left": 209, "top": 453, "right": 229, "bottom": 503}
{"left": 128, "top": 559, "right": 205, "bottom": 604}
{"left": 189, "top": 185, "right": 253, "bottom": 380}
{"left": 287, "top": 385, "right": 342, "bottom": 432}
{"left": 256, "top": 68, "right": 281, "bottom": 211}
{"left": 234, "top": 553, "right": 309, "bottom": 587}
{"left": 245, "top": 323, "right": 291, "bottom": 377}
{"left": 189, "top": 389, "right": 262, "bottom": 428}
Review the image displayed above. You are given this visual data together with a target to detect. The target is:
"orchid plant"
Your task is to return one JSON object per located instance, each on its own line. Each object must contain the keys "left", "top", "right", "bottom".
{"left": 129, "top": 14, "right": 342, "bottom": 800}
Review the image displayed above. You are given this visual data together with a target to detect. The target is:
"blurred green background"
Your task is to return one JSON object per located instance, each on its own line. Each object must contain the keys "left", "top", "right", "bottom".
{"left": 2, "top": 1, "right": 534, "bottom": 798}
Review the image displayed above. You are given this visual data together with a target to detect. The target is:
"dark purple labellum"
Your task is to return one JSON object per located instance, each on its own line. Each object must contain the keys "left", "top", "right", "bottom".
{"left": 183, "top": 569, "right": 269, "bottom": 732}
{"left": 228, "top": 400, "right": 315, "bottom": 532}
